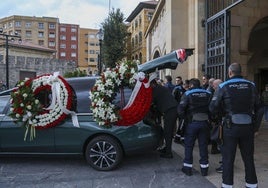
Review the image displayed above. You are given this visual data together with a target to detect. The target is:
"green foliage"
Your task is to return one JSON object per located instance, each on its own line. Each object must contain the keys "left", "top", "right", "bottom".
{"left": 64, "top": 69, "right": 87, "bottom": 78}
{"left": 101, "top": 8, "right": 128, "bottom": 68}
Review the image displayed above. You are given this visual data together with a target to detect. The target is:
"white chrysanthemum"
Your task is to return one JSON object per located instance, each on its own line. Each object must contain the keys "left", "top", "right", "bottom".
{"left": 20, "top": 103, "right": 24, "bottom": 107}
{"left": 26, "top": 105, "right": 32, "bottom": 110}
{"left": 23, "top": 93, "right": 28, "bottom": 98}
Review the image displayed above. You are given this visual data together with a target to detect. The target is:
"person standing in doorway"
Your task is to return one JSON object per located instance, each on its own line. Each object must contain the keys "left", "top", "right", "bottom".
{"left": 209, "top": 63, "right": 262, "bottom": 188}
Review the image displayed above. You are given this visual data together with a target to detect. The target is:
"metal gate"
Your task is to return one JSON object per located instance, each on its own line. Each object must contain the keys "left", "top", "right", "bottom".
{"left": 206, "top": 12, "right": 230, "bottom": 81}
{"left": 205, "top": 0, "right": 244, "bottom": 81}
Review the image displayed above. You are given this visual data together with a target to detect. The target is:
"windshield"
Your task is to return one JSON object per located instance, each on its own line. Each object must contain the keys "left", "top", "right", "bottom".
{"left": 0, "top": 95, "right": 10, "bottom": 114}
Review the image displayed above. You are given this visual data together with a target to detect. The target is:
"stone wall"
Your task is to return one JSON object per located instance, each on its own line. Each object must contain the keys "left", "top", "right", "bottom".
{"left": 0, "top": 54, "right": 77, "bottom": 87}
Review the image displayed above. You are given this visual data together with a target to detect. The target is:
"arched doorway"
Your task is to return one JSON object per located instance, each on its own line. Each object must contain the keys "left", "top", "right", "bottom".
{"left": 153, "top": 50, "right": 160, "bottom": 59}
{"left": 248, "top": 17, "right": 268, "bottom": 93}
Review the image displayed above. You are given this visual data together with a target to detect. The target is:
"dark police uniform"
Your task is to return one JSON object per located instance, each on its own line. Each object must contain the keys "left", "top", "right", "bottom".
{"left": 178, "top": 87, "right": 211, "bottom": 176}
{"left": 209, "top": 76, "right": 261, "bottom": 188}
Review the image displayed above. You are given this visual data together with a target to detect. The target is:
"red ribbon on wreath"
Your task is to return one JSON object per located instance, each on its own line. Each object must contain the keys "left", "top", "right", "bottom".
{"left": 116, "top": 73, "right": 152, "bottom": 126}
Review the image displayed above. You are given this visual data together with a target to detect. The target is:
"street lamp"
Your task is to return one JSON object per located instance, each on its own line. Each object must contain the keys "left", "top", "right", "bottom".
{"left": 0, "top": 28, "right": 21, "bottom": 89}
{"left": 96, "top": 28, "right": 104, "bottom": 75}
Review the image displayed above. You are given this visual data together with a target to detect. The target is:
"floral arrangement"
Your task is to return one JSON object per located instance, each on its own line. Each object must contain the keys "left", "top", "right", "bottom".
{"left": 9, "top": 73, "right": 74, "bottom": 140}
{"left": 10, "top": 78, "right": 43, "bottom": 140}
{"left": 90, "top": 60, "right": 153, "bottom": 127}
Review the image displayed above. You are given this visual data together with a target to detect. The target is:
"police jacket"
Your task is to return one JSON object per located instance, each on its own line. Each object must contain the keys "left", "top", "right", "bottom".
{"left": 178, "top": 87, "right": 212, "bottom": 122}
{"left": 209, "top": 76, "right": 262, "bottom": 126}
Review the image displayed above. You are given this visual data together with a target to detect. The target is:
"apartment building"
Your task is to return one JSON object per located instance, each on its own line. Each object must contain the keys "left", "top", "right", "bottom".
{"left": 79, "top": 28, "right": 99, "bottom": 75}
{"left": 126, "top": 0, "right": 158, "bottom": 64}
{"left": 0, "top": 15, "right": 59, "bottom": 58}
{"left": 58, "top": 23, "right": 79, "bottom": 63}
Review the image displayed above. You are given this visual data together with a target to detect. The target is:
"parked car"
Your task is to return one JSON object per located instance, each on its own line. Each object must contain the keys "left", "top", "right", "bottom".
{"left": 0, "top": 76, "right": 163, "bottom": 171}
{"left": 0, "top": 48, "right": 193, "bottom": 171}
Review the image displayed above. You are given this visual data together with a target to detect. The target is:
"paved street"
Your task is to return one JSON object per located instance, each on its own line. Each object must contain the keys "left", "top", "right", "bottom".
{"left": 1, "top": 122, "right": 267, "bottom": 188}
{"left": 0, "top": 151, "right": 215, "bottom": 188}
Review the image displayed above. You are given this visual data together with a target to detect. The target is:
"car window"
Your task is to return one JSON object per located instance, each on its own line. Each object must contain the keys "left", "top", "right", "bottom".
{"left": 0, "top": 95, "right": 10, "bottom": 114}
{"left": 67, "top": 77, "right": 96, "bottom": 113}
{"left": 113, "top": 88, "right": 132, "bottom": 108}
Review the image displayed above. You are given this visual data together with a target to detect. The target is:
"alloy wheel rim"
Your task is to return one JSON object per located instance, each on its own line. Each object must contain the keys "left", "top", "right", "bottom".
{"left": 89, "top": 141, "right": 117, "bottom": 168}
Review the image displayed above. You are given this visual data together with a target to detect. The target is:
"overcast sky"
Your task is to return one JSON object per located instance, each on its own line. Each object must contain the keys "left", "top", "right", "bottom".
{"left": 0, "top": 0, "right": 144, "bottom": 28}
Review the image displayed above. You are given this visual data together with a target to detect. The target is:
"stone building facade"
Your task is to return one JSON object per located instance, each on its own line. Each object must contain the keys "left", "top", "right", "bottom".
{"left": 145, "top": 0, "right": 205, "bottom": 80}
{"left": 229, "top": 0, "right": 268, "bottom": 91}
{"left": 141, "top": 0, "right": 268, "bottom": 92}
{"left": 126, "top": 1, "right": 158, "bottom": 64}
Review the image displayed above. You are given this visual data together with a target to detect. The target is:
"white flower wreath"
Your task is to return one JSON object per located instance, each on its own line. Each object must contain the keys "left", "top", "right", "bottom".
{"left": 10, "top": 72, "right": 77, "bottom": 140}
{"left": 90, "top": 60, "right": 137, "bottom": 126}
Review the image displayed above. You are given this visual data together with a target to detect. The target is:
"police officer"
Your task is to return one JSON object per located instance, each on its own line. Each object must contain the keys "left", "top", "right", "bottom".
{"left": 178, "top": 78, "right": 212, "bottom": 176}
{"left": 209, "top": 63, "right": 261, "bottom": 188}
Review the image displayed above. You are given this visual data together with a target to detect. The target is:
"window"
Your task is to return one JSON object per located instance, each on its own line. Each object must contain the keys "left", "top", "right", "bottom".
{"left": 89, "top": 58, "right": 95, "bottom": 62}
{"left": 89, "top": 42, "right": 95, "bottom": 46}
{"left": 60, "top": 35, "right": 66, "bottom": 40}
{"left": 60, "top": 44, "right": 66, "bottom": 48}
{"left": 132, "top": 38, "right": 134, "bottom": 47}
{"left": 38, "top": 23, "right": 44, "bottom": 29}
{"left": 49, "top": 23, "right": 55, "bottom": 29}
{"left": 71, "top": 53, "right": 76, "bottom": 57}
{"left": 25, "top": 22, "right": 31, "bottom": 28}
{"left": 71, "top": 27, "right": 77, "bottom": 32}
{"left": 38, "top": 40, "right": 44, "bottom": 46}
{"left": 89, "top": 34, "right": 95, "bottom": 39}
{"left": 147, "top": 12, "right": 153, "bottom": 21}
{"left": 9, "top": 22, "right": 13, "bottom": 28}
{"left": 89, "top": 50, "right": 95, "bottom": 54}
{"left": 38, "top": 31, "right": 44, "bottom": 38}
{"left": 139, "top": 32, "right": 142, "bottom": 43}
{"left": 26, "top": 30, "right": 32, "bottom": 37}
{"left": 60, "top": 52, "right": 66, "bottom": 57}
{"left": 60, "top": 27, "right": 66, "bottom": 32}
{"left": 15, "top": 21, "right": 21, "bottom": 27}
{"left": 71, "top": 44, "right": 77, "bottom": 49}
{"left": 49, "top": 32, "right": 55, "bottom": 38}
{"left": 135, "top": 20, "right": 138, "bottom": 29}
{"left": 71, "top": 36, "right": 77, "bottom": 41}
{"left": 135, "top": 35, "right": 138, "bottom": 46}
{"left": 49, "top": 41, "right": 55, "bottom": 47}
{"left": 15, "top": 30, "right": 21, "bottom": 35}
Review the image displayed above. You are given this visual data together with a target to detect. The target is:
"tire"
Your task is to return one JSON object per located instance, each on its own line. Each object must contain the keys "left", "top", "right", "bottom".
{"left": 85, "top": 135, "right": 123, "bottom": 171}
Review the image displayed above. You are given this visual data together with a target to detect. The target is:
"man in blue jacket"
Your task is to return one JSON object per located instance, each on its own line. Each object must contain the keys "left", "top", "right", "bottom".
{"left": 209, "top": 63, "right": 262, "bottom": 188}
{"left": 178, "top": 78, "right": 212, "bottom": 176}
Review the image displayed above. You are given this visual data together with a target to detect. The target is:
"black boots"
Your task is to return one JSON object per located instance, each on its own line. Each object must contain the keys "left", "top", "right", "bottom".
{"left": 181, "top": 167, "right": 193, "bottom": 176}
{"left": 200, "top": 167, "right": 208, "bottom": 176}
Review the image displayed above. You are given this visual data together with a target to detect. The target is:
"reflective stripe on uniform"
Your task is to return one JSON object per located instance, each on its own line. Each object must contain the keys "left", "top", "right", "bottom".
{"left": 245, "top": 183, "right": 258, "bottom": 188}
{"left": 200, "top": 164, "right": 209, "bottom": 168}
{"left": 183, "top": 163, "right": 193, "bottom": 168}
{"left": 222, "top": 183, "right": 233, "bottom": 188}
